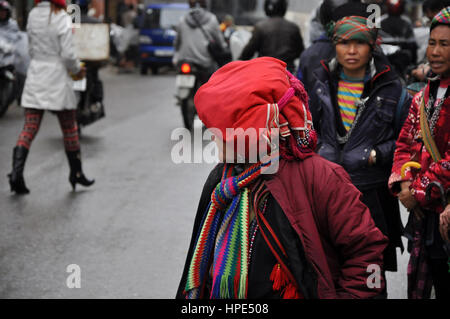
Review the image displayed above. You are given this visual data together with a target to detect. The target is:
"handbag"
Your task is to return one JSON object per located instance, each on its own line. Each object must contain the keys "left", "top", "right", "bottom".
{"left": 191, "top": 13, "right": 232, "bottom": 67}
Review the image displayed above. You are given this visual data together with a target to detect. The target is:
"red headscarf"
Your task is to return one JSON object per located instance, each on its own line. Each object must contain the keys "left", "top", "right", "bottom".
{"left": 194, "top": 57, "right": 316, "bottom": 161}
{"left": 34, "top": 0, "right": 67, "bottom": 9}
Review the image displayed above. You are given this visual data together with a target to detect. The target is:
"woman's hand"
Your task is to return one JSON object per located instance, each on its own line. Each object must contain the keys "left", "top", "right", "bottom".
{"left": 398, "top": 181, "right": 418, "bottom": 210}
{"left": 439, "top": 204, "right": 450, "bottom": 243}
{"left": 411, "top": 63, "right": 430, "bottom": 81}
{"left": 398, "top": 181, "right": 424, "bottom": 219}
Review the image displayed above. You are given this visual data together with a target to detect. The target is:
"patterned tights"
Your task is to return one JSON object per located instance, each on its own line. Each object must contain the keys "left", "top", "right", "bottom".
{"left": 16, "top": 109, "right": 80, "bottom": 152}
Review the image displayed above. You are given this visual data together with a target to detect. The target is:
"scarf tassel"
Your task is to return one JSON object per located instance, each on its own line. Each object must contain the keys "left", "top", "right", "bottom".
{"left": 270, "top": 263, "right": 289, "bottom": 291}
{"left": 282, "top": 283, "right": 302, "bottom": 299}
{"left": 270, "top": 263, "right": 302, "bottom": 299}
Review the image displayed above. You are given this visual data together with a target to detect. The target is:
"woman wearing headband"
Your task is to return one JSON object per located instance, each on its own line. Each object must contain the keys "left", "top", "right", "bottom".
{"left": 307, "top": 16, "right": 412, "bottom": 295}
{"left": 389, "top": 7, "right": 450, "bottom": 299}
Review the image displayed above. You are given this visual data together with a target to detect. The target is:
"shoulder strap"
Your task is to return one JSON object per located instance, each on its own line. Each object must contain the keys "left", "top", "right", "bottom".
{"left": 395, "top": 87, "right": 407, "bottom": 133}
{"left": 419, "top": 92, "right": 443, "bottom": 162}
{"left": 190, "top": 11, "right": 212, "bottom": 42}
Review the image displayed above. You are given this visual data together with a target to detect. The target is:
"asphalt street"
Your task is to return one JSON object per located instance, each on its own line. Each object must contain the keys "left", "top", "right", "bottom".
{"left": 0, "top": 66, "right": 410, "bottom": 299}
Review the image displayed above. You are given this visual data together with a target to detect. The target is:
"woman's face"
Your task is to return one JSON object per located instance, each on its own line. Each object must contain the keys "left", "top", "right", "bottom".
{"left": 427, "top": 25, "right": 450, "bottom": 78}
{"left": 336, "top": 39, "right": 371, "bottom": 77}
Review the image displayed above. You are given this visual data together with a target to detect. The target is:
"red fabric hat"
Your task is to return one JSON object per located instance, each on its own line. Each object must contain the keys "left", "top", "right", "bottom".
{"left": 195, "top": 57, "right": 316, "bottom": 161}
{"left": 35, "top": 0, "right": 67, "bottom": 8}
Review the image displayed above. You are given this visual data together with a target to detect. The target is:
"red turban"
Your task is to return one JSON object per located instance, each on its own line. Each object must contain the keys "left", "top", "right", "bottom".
{"left": 194, "top": 57, "right": 316, "bottom": 161}
{"left": 35, "top": 0, "right": 67, "bottom": 8}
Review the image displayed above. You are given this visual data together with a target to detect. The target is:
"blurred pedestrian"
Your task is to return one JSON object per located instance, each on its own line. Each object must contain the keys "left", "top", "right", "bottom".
{"left": 176, "top": 57, "right": 388, "bottom": 299}
{"left": 379, "top": 0, "right": 418, "bottom": 79}
{"left": 7, "top": 0, "right": 95, "bottom": 195}
{"left": 308, "top": 16, "right": 413, "bottom": 296}
{"left": 389, "top": 7, "right": 450, "bottom": 299}
{"left": 239, "top": 0, "right": 304, "bottom": 74}
{"left": 220, "top": 14, "right": 235, "bottom": 46}
{"left": 173, "top": 0, "right": 227, "bottom": 79}
{"left": 72, "top": 0, "right": 106, "bottom": 129}
{"left": 423, "top": 0, "right": 450, "bottom": 24}
{"left": 121, "top": 3, "right": 137, "bottom": 28}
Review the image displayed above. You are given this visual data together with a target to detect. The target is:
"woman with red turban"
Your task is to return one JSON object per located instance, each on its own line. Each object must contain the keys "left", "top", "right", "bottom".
{"left": 176, "top": 57, "right": 387, "bottom": 299}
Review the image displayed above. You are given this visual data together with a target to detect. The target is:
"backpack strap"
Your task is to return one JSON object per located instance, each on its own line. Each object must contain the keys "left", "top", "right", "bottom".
{"left": 395, "top": 87, "right": 407, "bottom": 134}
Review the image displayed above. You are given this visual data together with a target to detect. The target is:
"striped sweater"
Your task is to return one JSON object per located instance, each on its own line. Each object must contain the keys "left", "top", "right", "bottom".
{"left": 337, "top": 74, "right": 365, "bottom": 131}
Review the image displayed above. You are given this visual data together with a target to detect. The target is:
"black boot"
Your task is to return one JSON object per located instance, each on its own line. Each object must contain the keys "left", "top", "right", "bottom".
{"left": 8, "top": 146, "right": 30, "bottom": 195}
{"left": 66, "top": 150, "right": 95, "bottom": 191}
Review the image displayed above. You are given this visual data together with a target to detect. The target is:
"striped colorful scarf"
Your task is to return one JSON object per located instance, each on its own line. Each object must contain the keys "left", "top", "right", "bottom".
{"left": 431, "top": 6, "right": 450, "bottom": 30}
{"left": 185, "top": 158, "right": 277, "bottom": 299}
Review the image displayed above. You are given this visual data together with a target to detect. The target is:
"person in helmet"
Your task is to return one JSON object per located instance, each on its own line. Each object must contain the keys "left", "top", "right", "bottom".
{"left": 239, "top": 0, "right": 304, "bottom": 74}
{"left": 173, "top": 0, "right": 227, "bottom": 75}
{"left": 0, "top": 1, "right": 20, "bottom": 51}
{"left": 0, "top": 1, "right": 20, "bottom": 88}
{"left": 379, "top": 0, "right": 418, "bottom": 79}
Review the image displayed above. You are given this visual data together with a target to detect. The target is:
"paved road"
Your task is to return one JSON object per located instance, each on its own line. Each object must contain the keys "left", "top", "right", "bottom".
{"left": 0, "top": 66, "right": 409, "bottom": 298}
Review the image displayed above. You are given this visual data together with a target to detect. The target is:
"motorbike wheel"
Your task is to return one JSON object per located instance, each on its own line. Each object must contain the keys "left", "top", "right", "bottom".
{"left": 181, "top": 97, "right": 196, "bottom": 131}
{"left": 0, "top": 81, "right": 14, "bottom": 118}
{"left": 140, "top": 65, "right": 148, "bottom": 75}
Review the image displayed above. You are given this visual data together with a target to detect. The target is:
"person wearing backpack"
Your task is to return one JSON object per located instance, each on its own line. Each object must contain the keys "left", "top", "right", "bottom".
{"left": 173, "top": 0, "right": 228, "bottom": 76}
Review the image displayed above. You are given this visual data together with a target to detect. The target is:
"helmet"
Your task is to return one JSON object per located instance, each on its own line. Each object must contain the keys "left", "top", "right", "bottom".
{"left": 264, "top": 0, "right": 288, "bottom": 17}
{"left": 0, "top": 1, "right": 11, "bottom": 21}
{"left": 188, "top": 0, "right": 207, "bottom": 9}
{"left": 319, "top": 0, "right": 349, "bottom": 26}
{"left": 386, "top": 0, "right": 405, "bottom": 16}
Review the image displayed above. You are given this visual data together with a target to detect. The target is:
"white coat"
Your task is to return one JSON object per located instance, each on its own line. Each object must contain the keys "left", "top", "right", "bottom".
{"left": 21, "top": 2, "right": 81, "bottom": 111}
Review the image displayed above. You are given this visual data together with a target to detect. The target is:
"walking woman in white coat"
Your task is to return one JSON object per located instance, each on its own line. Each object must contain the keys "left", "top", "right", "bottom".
{"left": 8, "top": 0, "right": 94, "bottom": 195}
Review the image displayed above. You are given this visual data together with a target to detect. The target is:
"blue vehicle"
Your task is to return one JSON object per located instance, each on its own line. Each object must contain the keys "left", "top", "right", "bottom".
{"left": 139, "top": 3, "right": 189, "bottom": 75}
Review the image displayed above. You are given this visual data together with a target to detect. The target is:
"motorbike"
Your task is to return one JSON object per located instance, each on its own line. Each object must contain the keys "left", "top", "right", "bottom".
{"left": 0, "top": 64, "right": 16, "bottom": 117}
{"left": 380, "top": 43, "right": 413, "bottom": 85}
{"left": 73, "top": 62, "right": 105, "bottom": 135}
{"left": 175, "top": 61, "right": 210, "bottom": 131}
{"left": 0, "top": 35, "right": 19, "bottom": 118}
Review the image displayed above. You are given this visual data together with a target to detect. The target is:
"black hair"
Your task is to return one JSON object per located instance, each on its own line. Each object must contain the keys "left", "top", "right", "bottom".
{"left": 423, "top": 0, "right": 450, "bottom": 13}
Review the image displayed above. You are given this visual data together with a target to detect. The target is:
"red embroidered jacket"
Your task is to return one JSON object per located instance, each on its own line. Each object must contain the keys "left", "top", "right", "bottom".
{"left": 388, "top": 82, "right": 450, "bottom": 213}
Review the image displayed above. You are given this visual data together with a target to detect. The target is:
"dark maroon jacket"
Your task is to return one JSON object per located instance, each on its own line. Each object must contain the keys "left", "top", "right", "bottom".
{"left": 264, "top": 154, "right": 388, "bottom": 298}
{"left": 177, "top": 155, "right": 388, "bottom": 299}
